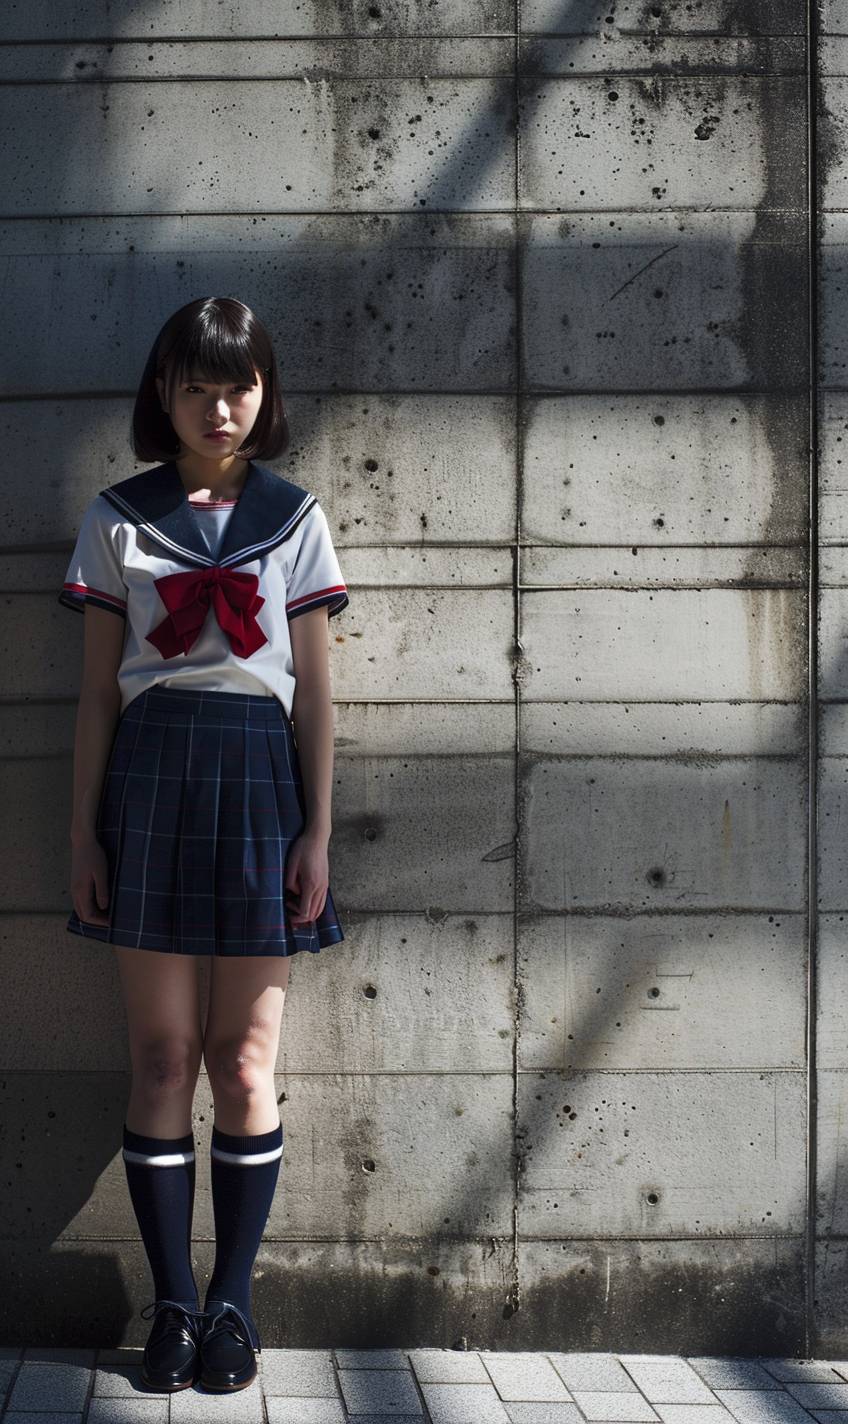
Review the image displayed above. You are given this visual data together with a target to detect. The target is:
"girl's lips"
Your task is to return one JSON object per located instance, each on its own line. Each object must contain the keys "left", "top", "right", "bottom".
{"left": 204, "top": 431, "right": 231, "bottom": 439}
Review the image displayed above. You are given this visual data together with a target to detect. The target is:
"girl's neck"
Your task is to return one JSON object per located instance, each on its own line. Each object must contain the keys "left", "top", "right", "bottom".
{"left": 175, "top": 453, "right": 250, "bottom": 500}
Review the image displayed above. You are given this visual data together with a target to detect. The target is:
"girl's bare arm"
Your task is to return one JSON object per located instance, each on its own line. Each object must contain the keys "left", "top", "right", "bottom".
{"left": 69, "top": 605, "right": 125, "bottom": 923}
{"left": 288, "top": 604, "right": 335, "bottom": 839}
{"left": 285, "top": 606, "right": 335, "bottom": 925}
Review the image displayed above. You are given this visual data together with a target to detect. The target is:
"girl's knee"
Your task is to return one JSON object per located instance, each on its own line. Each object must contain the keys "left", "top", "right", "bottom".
{"left": 203, "top": 1031, "right": 276, "bottom": 1103}
{"left": 131, "top": 1036, "right": 203, "bottom": 1099}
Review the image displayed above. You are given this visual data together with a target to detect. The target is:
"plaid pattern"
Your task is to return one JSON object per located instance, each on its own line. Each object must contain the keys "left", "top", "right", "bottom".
{"left": 66, "top": 684, "right": 345, "bottom": 956}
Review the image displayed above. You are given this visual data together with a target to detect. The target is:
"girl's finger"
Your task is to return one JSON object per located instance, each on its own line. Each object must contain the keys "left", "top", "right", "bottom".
{"left": 83, "top": 898, "right": 110, "bottom": 926}
{"left": 301, "top": 886, "right": 325, "bottom": 923}
{"left": 285, "top": 889, "right": 307, "bottom": 920}
{"left": 93, "top": 869, "right": 110, "bottom": 911}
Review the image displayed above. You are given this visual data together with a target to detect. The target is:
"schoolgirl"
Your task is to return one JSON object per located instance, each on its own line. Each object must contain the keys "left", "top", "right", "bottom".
{"left": 59, "top": 296, "right": 349, "bottom": 1394}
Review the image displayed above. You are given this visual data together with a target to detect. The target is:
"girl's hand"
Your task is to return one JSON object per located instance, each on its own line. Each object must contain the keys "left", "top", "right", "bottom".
{"left": 285, "top": 828, "right": 330, "bottom": 927}
{"left": 70, "top": 836, "right": 111, "bottom": 926}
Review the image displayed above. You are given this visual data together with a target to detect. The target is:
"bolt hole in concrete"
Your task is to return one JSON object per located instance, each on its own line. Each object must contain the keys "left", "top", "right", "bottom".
{"left": 362, "top": 1158, "right": 376, "bottom": 1173}
{"left": 646, "top": 1192, "right": 660, "bottom": 1205}
{"left": 646, "top": 866, "right": 666, "bottom": 886}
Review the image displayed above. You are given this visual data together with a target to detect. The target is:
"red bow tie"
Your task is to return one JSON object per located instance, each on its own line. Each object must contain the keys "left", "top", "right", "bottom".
{"left": 146, "top": 565, "right": 268, "bottom": 660}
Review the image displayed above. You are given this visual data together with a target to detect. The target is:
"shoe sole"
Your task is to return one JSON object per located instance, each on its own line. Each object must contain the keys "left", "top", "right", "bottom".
{"left": 140, "top": 1369, "right": 198, "bottom": 1391}
{"left": 199, "top": 1375, "right": 257, "bottom": 1391}
{"left": 198, "top": 1359, "right": 258, "bottom": 1391}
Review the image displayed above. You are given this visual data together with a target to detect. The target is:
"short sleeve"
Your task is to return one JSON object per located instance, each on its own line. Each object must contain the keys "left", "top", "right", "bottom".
{"left": 58, "top": 495, "right": 128, "bottom": 619}
{"left": 285, "top": 501, "right": 349, "bottom": 621}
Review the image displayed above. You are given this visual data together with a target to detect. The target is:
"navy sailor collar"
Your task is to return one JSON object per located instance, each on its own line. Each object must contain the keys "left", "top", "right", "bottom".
{"left": 99, "top": 459, "right": 317, "bottom": 570}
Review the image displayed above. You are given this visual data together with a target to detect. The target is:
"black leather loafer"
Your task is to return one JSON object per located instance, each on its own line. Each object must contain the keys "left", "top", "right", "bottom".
{"left": 198, "top": 1300, "right": 260, "bottom": 1392}
{"left": 139, "top": 1298, "right": 207, "bottom": 1391}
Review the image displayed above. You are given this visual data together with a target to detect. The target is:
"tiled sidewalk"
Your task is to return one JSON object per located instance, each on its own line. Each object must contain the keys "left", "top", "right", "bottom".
{"left": 2, "top": 1348, "right": 848, "bottom": 1424}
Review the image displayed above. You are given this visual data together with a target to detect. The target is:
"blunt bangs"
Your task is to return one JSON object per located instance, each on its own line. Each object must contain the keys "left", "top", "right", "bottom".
{"left": 131, "top": 296, "right": 290, "bottom": 464}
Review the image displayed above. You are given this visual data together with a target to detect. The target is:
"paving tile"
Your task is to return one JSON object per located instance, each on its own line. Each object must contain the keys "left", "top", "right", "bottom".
{"left": 419, "top": 1381, "right": 512, "bottom": 1422}
{"left": 571, "top": 1391, "right": 661, "bottom": 1422}
{"left": 713, "top": 1388, "right": 816, "bottom": 1423}
{"left": 785, "top": 1383, "right": 848, "bottom": 1409}
{"left": 479, "top": 1351, "right": 573, "bottom": 1402}
{"left": 830, "top": 1365, "right": 848, "bottom": 1384}
{"left": 259, "top": 1347, "right": 338, "bottom": 1396}
{"left": 335, "top": 1348, "right": 412, "bottom": 1369}
{"left": 92, "top": 1363, "right": 170, "bottom": 1398}
{"left": 809, "top": 1413, "right": 848, "bottom": 1422}
{"left": 653, "top": 1408, "right": 741, "bottom": 1424}
{"left": 169, "top": 1378, "right": 264, "bottom": 1421}
{"left": 338, "top": 1366, "right": 423, "bottom": 1414}
{"left": 265, "top": 1400, "right": 347, "bottom": 1424}
{"left": 759, "top": 1361, "right": 842, "bottom": 1383}
{"left": 20, "top": 1347, "right": 97, "bottom": 1365}
{"left": 6, "top": 1361, "right": 92, "bottom": 1412}
{"left": 408, "top": 1349, "right": 491, "bottom": 1383}
{"left": 504, "top": 1405, "right": 586, "bottom": 1424}
{"left": 617, "top": 1358, "right": 717, "bottom": 1405}
{"left": 87, "top": 1400, "right": 169, "bottom": 1423}
{"left": 687, "top": 1361, "right": 783, "bottom": 1390}
{"left": 548, "top": 1356, "right": 642, "bottom": 1392}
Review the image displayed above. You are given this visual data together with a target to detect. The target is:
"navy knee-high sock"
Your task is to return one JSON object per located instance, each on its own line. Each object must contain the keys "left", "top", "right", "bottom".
{"left": 122, "top": 1125, "right": 198, "bottom": 1309}
{"left": 204, "top": 1121, "right": 284, "bottom": 1341}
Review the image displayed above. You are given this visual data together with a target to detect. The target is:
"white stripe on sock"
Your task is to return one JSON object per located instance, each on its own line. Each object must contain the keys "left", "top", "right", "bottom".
{"left": 122, "top": 1148, "right": 195, "bottom": 1166}
{"left": 210, "top": 1144, "right": 283, "bottom": 1165}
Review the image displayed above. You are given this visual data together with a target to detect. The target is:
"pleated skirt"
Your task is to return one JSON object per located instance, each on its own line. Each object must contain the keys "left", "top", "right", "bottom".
{"left": 66, "top": 683, "right": 345, "bottom": 956}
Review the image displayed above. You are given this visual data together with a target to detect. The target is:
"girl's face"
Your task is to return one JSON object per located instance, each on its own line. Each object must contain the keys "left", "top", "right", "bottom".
{"left": 156, "top": 366, "right": 265, "bottom": 460}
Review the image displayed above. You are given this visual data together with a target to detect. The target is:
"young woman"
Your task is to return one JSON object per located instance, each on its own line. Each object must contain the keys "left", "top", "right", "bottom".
{"left": 59, "top": 296, "right": 349, "bottom": 1394}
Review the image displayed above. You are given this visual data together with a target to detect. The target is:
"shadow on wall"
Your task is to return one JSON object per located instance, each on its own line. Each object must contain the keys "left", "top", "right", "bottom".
{"left": 0, "top": 0, "right": 829, "bottom": 1357}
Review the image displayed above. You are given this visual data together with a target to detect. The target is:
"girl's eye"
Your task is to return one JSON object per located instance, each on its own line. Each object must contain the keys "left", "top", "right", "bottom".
{"left": 184, "top": 384, "right": 253, "bottom": 394}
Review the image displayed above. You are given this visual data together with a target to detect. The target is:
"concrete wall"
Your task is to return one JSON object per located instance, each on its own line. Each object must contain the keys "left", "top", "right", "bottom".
{"left": 0, "top": 0, "right": 833, "bottom": 1352}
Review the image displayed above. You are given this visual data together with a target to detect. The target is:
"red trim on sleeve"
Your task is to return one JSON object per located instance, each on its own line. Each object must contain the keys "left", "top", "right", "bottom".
{"left": 285, "top": 583, "right": 347, "bottom": 613}
{"left": 63, "top": 581, "right": 127, "bottom": 609}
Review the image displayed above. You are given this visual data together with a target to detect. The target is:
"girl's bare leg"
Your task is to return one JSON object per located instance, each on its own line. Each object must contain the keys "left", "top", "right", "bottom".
{"left": 114, "top": 947, "right": 205, "bottom": 1136}
{"left": 202, "top": 955, "right": 291, "bottom": 1132}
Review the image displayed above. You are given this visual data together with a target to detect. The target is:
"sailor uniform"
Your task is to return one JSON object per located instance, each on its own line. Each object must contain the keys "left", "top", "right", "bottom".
{"left": 59, "top": 458, "right": 349, "bottom": 719}
{"left": 59, "top": 460, "right": 349, "bottom": 957}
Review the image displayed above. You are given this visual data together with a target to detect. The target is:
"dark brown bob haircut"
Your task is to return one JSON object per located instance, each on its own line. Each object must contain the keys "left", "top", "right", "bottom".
{"left": 131, "top": 296, "right": 290, "bottom": 463}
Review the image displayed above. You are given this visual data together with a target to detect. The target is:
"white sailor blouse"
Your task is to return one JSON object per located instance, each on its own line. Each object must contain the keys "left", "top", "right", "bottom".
{"left": 58, "top": 460, "right": 349, "bottom": 719}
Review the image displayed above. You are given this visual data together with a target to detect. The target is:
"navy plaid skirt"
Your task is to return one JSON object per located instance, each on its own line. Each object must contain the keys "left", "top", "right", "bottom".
{"left": 66, "top": 684, "right": 345, "bottom": 957}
